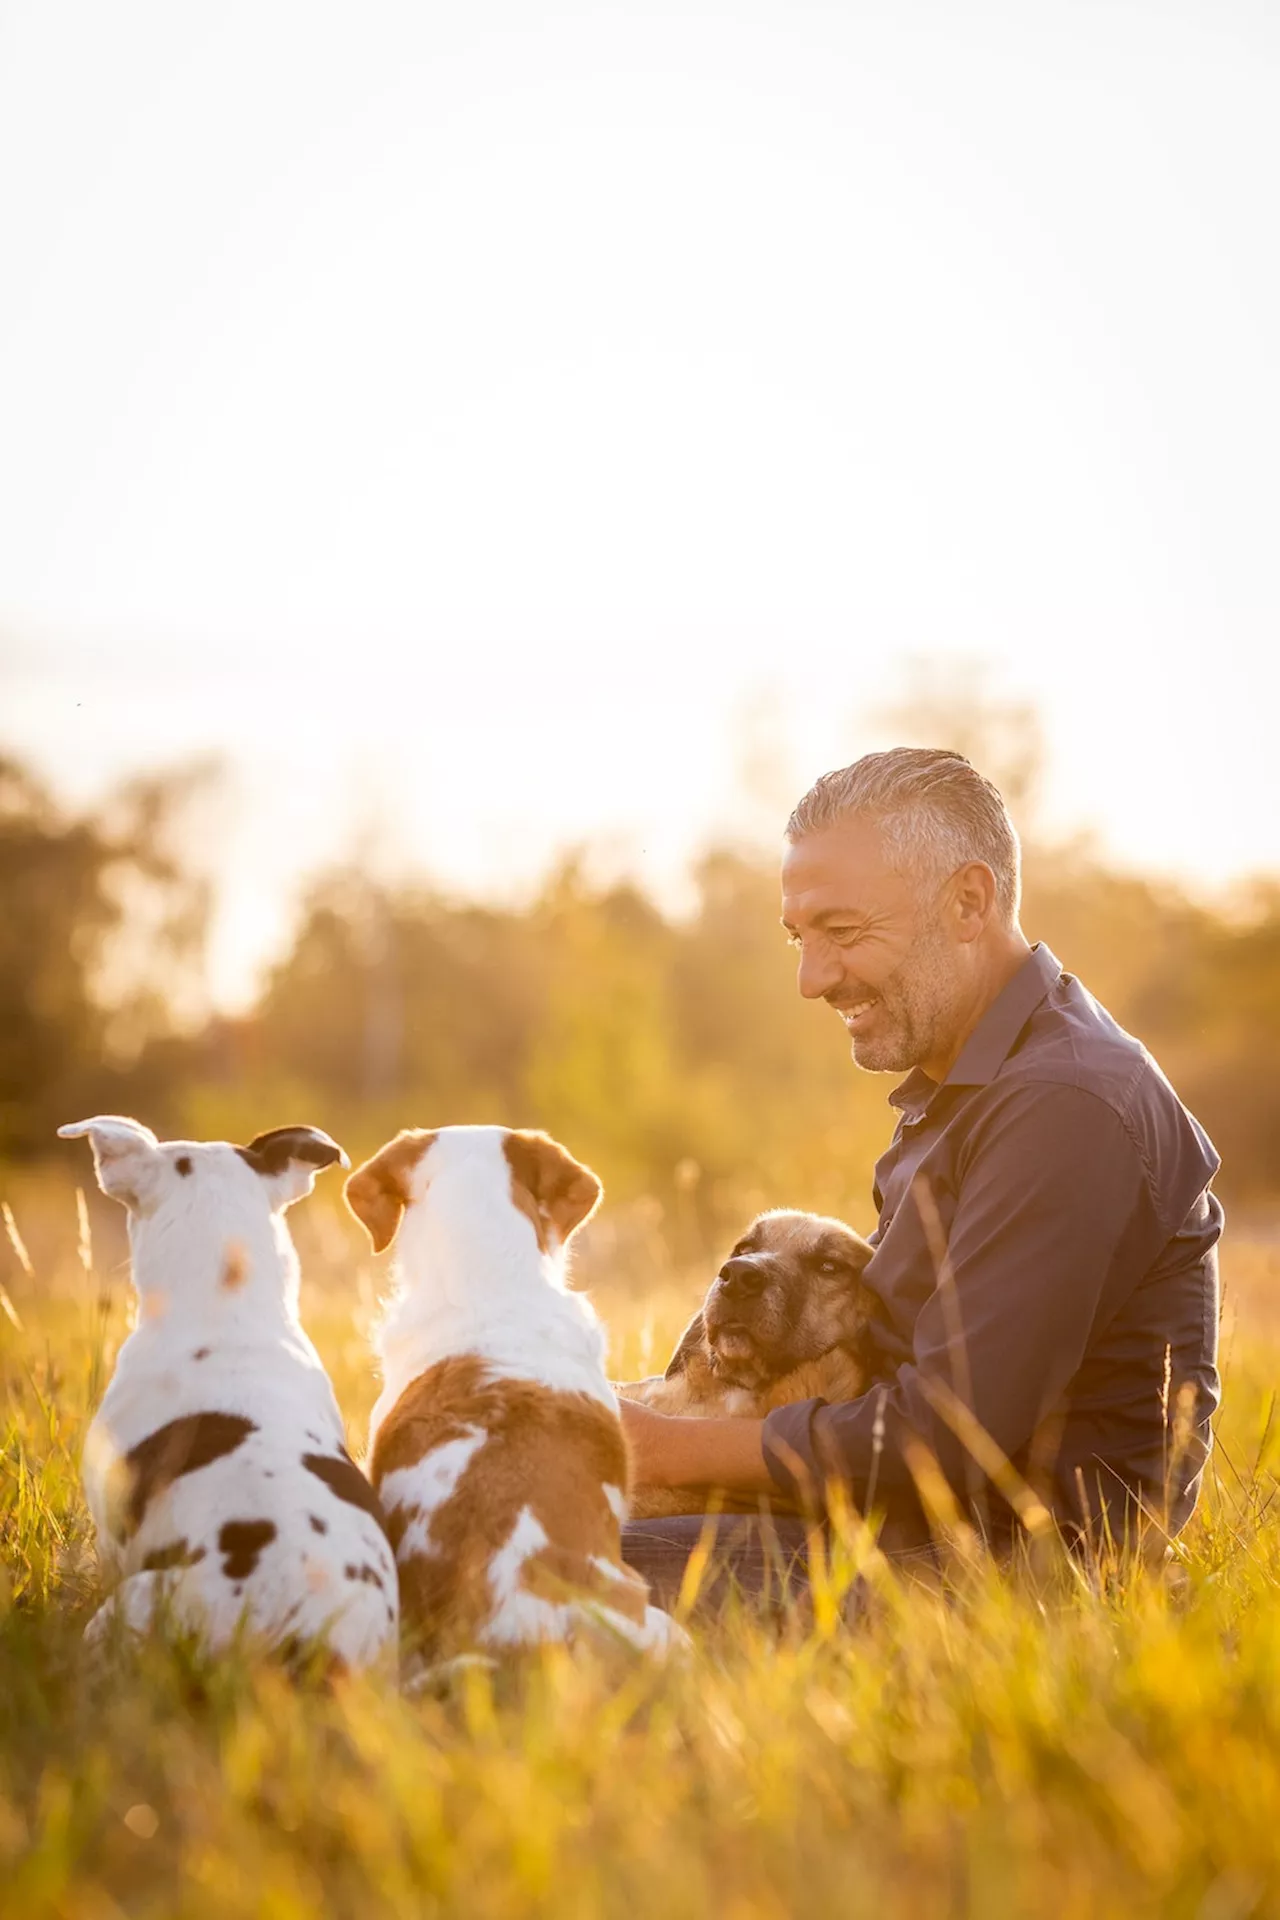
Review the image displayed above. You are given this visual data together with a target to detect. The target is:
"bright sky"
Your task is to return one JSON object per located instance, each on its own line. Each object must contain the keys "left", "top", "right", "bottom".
{"left": 2, "top": 0, "right": 1277, "bottom": 1007}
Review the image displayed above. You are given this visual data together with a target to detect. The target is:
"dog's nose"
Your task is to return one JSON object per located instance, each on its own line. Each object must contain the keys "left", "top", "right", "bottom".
{"left": 717, "top": 1255, "right": 769, "bottom": 1299}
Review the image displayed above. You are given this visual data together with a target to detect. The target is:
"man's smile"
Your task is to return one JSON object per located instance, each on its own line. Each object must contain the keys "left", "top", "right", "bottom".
{"left": 831, "top": 994, "right": 880, "bottom": 1031}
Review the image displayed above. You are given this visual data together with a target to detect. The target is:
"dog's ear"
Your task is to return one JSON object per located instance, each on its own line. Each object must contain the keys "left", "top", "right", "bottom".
{"left": 236, "top": 1125, "right": 349, "bottom": 1208}
{"left": 663, "top": 1309, "right": 708, "bottom": 1381}
{"left": 503, "top": 1129, "right": 602, "bottom": 1251}
{"left": 344, "top": 1131, "right": 436, "bottom": 1253}
{"left": 58, "top": 1116, "right": 161, "bottom": 1209}
{"left": 840, "top": 1229, "right": 875, "bottom": 1274}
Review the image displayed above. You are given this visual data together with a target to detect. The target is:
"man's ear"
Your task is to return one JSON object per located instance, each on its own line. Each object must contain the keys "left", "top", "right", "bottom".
{"left": 344, "top": 1131, "right": 436, "bottom": 1254}
{"left": 949, "top": 860, "right": 999, "bottom": 942}
{"left": 503, "top": 1130, "right": 602, "bottom": 1251}
{"left": 663, "top": 1309, "right": 708, "bottom": 1381}
{"left": 236, "top": 1125, "right": 349, "bottom": 1208}
{"left": 57, "top": 1116, "right": 160, "bottom": 1209}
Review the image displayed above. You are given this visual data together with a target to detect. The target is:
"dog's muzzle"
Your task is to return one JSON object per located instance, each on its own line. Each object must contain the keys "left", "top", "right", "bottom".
{"left": 705, "top": 1255, "right": 781, "bottom": 1368}
{"left": 714, "top": 1253, "right": 773, "bottom": 1304}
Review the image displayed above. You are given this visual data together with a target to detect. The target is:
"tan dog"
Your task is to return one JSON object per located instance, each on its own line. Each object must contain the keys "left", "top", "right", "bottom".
{"left": 618, "top": 1209, "right": 878, "bottom": 1518}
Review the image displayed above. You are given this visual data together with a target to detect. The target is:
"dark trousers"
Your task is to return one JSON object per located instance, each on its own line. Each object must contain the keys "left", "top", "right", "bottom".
{"left": 621, "top": 1513, "right": 816, "bottom": 1614}
{"left": 622, "top": 1510, "right": 943, "bottom": 1618}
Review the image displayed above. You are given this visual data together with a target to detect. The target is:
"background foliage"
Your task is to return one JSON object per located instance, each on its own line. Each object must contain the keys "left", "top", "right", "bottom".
{"left": 3, "top": 690, "right": 1278, "bottom": 1244}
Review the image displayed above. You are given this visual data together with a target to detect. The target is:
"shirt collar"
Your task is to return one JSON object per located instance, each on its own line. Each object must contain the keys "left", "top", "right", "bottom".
{"left": 888, "top": 942, "right": 1063, "bottom": 1114}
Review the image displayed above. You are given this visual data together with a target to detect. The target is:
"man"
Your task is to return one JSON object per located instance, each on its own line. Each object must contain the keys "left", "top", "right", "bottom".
{"left": 619, "top": 748, "right": 1223, "bottom": 1600}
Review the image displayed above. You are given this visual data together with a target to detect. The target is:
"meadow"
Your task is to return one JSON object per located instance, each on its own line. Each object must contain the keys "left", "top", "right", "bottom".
{"left": 3, "top": 1174, "right": 1280, "bottom": 1920}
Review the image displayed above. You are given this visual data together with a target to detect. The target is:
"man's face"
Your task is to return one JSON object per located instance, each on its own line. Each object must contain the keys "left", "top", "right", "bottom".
{"left": 780, "top": 816, "right": 968, "bottom": 1076}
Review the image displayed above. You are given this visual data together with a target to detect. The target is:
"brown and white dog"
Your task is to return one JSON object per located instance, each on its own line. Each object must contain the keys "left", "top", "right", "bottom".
{"left": 345, "top": 1125, "right": 685, "bottom": 1662}
{"left": 618, "top": 1209, "right": 878, "bottom": 1518}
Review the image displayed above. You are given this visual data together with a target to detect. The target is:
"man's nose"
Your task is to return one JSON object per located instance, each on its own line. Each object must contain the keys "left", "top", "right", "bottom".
{"left": 717, "top": 1255, "right": 770, "bottom": 1300}
{"left": 796, "top": 937, "right": 842, "bottom": 1001}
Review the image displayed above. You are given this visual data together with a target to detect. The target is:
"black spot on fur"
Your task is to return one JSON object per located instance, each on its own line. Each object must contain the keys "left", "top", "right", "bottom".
{"left": 309, "top": 1514, "right": 328, "bottom": 1534}
{"left": 301, "top": 1450, "right": 387, "bottom": 1527}
{"left": 175, "top": 1156, "right": 193, "bottom": 1176}
{"left": 218, "top": 1518, "right": 277, "bottom": 1580}
{"left": 235, "top": 1127, "right": 344, "bottom": 1177}
{"left": 192, "top": 1347, "right": 211, "bottom": 1361}
{"left": 343, "top": 1562, "right": 384, "bottom": 1589}
{"left": 120, "top": 1413, "right": 257, "bottom": 1539}
{"left": 142, "top": 1540, "right": 206, "bottom": 1572}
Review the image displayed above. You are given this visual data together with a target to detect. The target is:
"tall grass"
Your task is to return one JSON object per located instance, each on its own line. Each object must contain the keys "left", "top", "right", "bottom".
{"left": 3, "top": 1177, "right": 1280, "bottom": 1918}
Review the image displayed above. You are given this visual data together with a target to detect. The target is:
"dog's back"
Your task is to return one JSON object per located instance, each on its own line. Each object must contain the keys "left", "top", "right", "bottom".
{"left": 63, "top": 1117, "right": 398, "bottom": 1672}
{"left": 349, "top": 1125, "right": 684, "bottom": 1659}
{"left": 90, "top": 1337, "right": 397, "bottom": 1668}
{"left": 370, "top": 1353, "right": 654, "bottom": 1655}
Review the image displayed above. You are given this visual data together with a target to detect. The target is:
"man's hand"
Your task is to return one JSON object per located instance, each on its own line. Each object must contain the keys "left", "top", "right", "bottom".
{"left": 617, "top": 1397, "right": 774, "bottom": 1498}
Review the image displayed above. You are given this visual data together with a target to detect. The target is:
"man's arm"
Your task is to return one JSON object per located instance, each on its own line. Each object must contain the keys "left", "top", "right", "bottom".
{"left": 763, "top": 1080, "right": 1162, "bottom": 1511}
{"left": 617, "top": 1398, "right": 770, "bottom": 1498}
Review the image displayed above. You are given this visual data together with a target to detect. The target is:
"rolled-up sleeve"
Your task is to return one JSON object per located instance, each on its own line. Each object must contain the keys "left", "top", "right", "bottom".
{"left": 763, "top": 1082, "right": 1161, "bottom": 1512}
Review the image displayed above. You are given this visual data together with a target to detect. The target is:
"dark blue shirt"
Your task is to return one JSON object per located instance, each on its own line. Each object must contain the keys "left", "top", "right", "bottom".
{"left": 763, "top": 943, "right": 1223, "bottom": 1546}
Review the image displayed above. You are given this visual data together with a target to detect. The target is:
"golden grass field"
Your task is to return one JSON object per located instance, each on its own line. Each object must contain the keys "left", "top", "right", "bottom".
{"left": 3, "top": 1175, "right": 1280, "bottom": 1919}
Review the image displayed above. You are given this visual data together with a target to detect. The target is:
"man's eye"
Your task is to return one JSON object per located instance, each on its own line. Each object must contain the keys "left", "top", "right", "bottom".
{"left": 828, "top": 927, "right": 861, "bottom": 946}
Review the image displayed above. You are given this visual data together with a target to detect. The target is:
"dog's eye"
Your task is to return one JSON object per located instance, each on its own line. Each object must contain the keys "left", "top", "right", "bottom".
{"left": 817, "top": 1259, "right": 842, "bottom": 1275}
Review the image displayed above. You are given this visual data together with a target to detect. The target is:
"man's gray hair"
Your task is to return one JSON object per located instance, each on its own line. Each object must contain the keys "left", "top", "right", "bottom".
{"left": 786, "top": 747, "right": 1022, "bottom": 925}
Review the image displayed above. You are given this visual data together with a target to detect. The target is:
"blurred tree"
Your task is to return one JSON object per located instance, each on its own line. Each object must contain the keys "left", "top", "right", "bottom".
{"left": 870, "top": 655, "right": 1046, "bottom": 823}
{"left": 0, "top": 756, "right": 217, "bottom": 1157}
{"left": 90, "top": 758, "right": 220, "bottom": 1055}
{"left": 252, "top": 866, "right": 544, "bottom": 1128}
{"left": 179, "top": 829, "right": 1280, "bottom": 1219}
{"left": 7, "top": 667, "right": 1280, "bottom": 1221}
{"left": 0, "top": 759, "right": 117, "bottom": 1153}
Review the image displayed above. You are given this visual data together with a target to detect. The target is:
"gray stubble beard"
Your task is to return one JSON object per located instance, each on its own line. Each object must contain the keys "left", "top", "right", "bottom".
{"left": 848, "top": 918, "right": 966, "bottom": 1076}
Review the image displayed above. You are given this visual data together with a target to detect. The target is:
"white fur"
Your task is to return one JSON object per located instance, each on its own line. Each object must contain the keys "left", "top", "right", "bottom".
{"left": 378, "top": 1429, "right": 486, "bottom": 1558}
{"left": 480, "top": 1506, "right": 577, "bottom": 1646}
{"left": 475, "top": 1507, "right": 673, "bottom": 1654}
{"left": 65, "top": 1119, "right": 398, "bottom": 1672}
{"left": 369, "top": 1128, "right": 617, "bottom": 1441}
{"left": 367, "top": 1126, "right": 686, "bottom": 1658}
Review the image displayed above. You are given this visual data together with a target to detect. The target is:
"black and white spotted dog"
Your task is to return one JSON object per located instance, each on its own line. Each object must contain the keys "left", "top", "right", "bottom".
{"left": 61, "top": 1116, "right": 398, "bottom": 1672}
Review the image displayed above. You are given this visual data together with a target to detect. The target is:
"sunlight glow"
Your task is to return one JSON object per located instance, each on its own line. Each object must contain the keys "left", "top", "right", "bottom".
{"left": 2, "top": 1, "right": 1277, "bottom": 1004}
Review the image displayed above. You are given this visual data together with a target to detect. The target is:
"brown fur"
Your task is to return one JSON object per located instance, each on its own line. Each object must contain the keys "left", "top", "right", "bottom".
{"left": 344, "top": 1130, "right": 437, "bottom": 1254}
{"left": 221, "top": 1240, "right": 249, "bottom": 1291}
{"left": 119, "top": 1412, "right": 258, "bottom": 1540}
{"left": 370, "top": 1354, "right": 646, "bottom": 1656}
{"left": 301, "top": 1449, "right": 389, "bottom": 1525}
{"left": 217, "top": 1518, "right": 277, "bottom": 1579}
{"left": 345, "top": 1127, "right": 602, "bottom": 1260}
{"left": 617, "top": 1209, "right": 880, "bottom": 1519}
{"left": 141, "top": 1539, "right": 206, "bottom": 1572}
{"left": 502, "top": 1130, "right": 602, "bottom": 1251}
